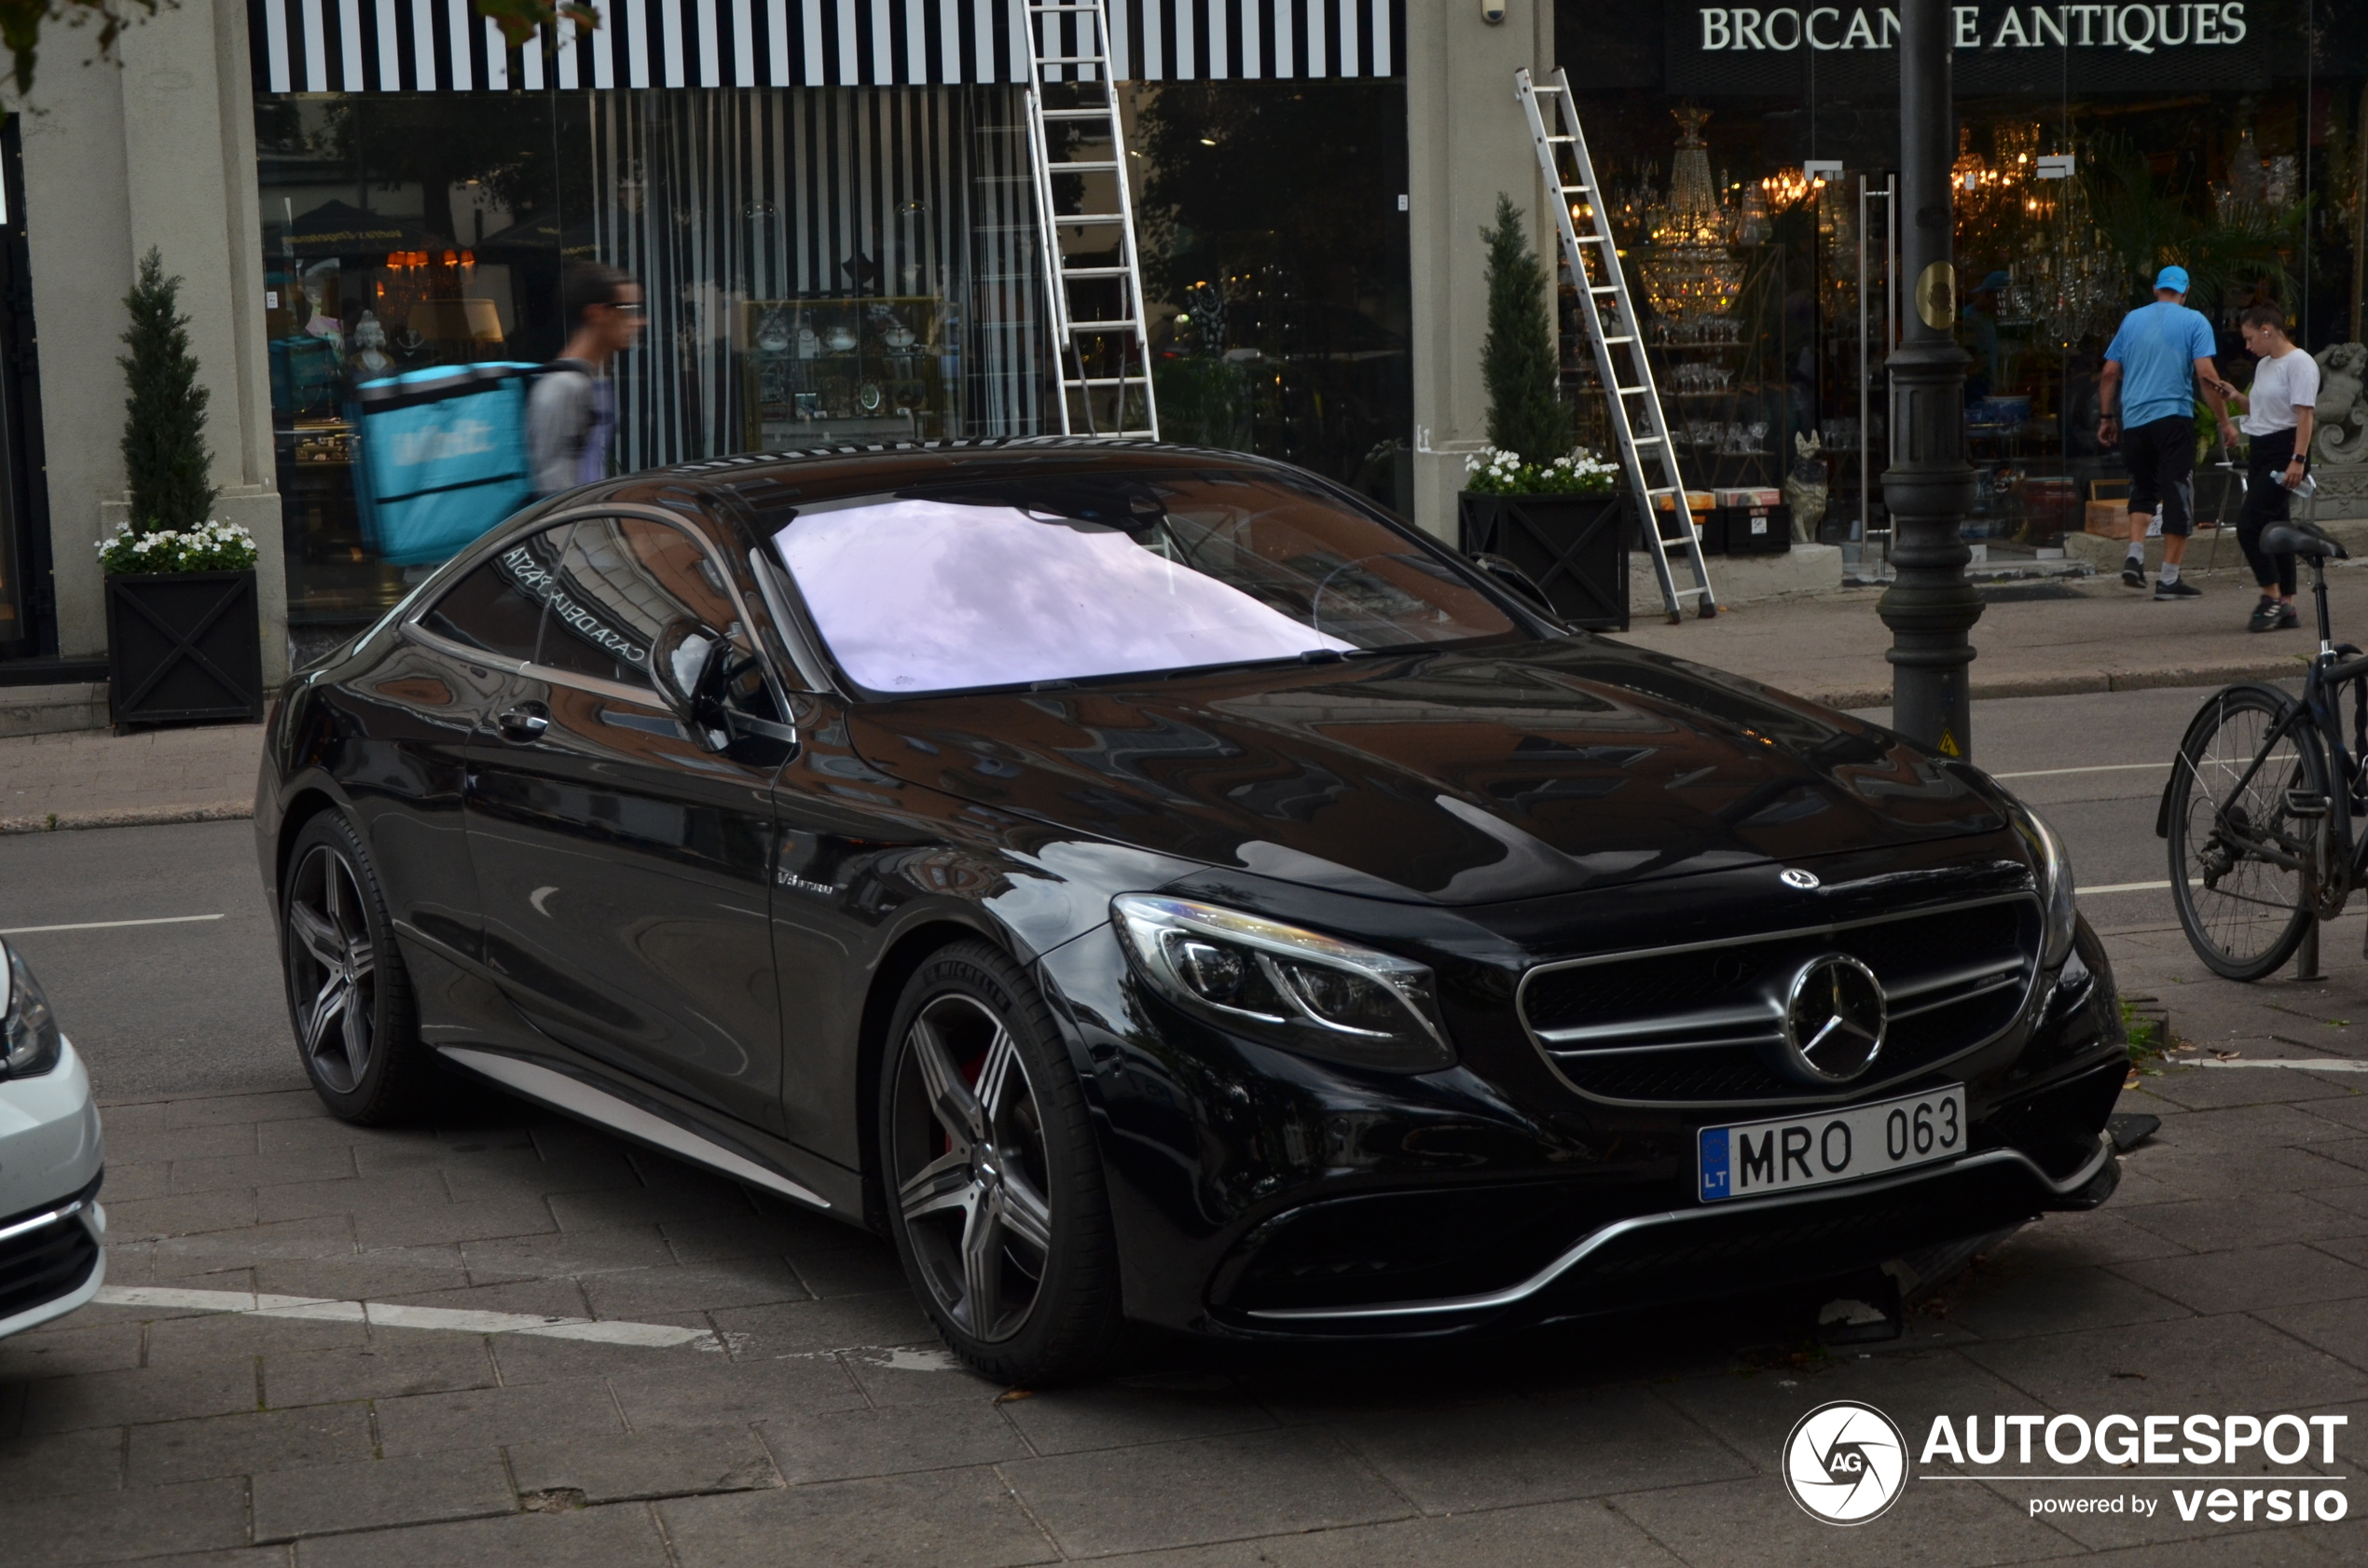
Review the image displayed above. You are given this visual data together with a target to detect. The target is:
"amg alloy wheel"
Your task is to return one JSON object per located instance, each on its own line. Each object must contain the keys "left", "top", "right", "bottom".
{"left": 891, "top": 992, "right": 1053, "bottom": 1341}
{"left": 285, "top": 843, "right": 377, "bottom": 1094}
{"left": 881, "top": 941, "right": 1122, "bottom": 1383}
{"left": 280, "top": 813, "right": 431, "bottom": 1122}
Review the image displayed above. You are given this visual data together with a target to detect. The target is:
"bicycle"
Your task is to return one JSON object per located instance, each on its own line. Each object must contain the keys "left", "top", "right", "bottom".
{"left": 2163, "top": 517, "right": 2361, "bottom": 980}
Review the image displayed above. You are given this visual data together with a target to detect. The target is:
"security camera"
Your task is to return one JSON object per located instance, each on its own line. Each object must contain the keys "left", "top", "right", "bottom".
{"left": 1480, "top": 0, "right": 1508, "bottom": 21}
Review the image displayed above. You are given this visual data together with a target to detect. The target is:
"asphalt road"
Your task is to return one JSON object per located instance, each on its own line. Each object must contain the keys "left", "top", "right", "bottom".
{"left": 0, "top": 818, "right": 290, "bottom": 1102}
{"left": 0, "top": 681, "right": 2251, "bottom": 1109}
{"left": 1851, "top": 683, "right": 2273, "bottom": 942}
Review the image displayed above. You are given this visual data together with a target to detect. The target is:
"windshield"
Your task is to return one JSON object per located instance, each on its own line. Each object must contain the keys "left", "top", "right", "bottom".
{"left": 771, "top": 468, "right": 1524, "bottom": 695}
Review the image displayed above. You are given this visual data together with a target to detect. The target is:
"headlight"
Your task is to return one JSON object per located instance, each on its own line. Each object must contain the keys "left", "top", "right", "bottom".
{"left": 1111, "top": 894, "right": 1455, "bottom": 1073}
{"left": 2007, "top": 800, "right": 2079, "bottom": 969}
{"left": 1, "top": 942, "right": 62, "bottom": 1078}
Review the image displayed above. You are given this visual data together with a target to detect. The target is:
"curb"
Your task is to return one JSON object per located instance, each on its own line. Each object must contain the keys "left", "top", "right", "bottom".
{"left": 0, "top": 801, "right": 253, "bottom": 836}
{"left": 1807, "top": 656, "right": 2312, "bottom": 713}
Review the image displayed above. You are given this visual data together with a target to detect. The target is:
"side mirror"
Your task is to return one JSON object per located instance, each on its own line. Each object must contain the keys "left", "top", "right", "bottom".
{"left": 651, "top": 622, "right": 734, "bottom": 750}
{"left": 651, "top": 621, "right": 800, "bottom": 754}
{"left": 1468, "top": 552, "right": 1558, "bottom": 618}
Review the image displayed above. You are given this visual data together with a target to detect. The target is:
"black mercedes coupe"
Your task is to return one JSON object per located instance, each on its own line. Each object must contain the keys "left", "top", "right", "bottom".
{"left": 255, "top": 441, "right": 2124, "bottom": 1382}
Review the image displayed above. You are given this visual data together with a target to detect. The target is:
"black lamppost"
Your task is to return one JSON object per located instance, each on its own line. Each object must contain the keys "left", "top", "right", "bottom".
{"left": 1877, "top": 0, "right": 1981, "bottom": 757}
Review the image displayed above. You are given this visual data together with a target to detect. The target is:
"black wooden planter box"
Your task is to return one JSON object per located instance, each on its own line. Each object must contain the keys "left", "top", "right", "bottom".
{"left": 1458, "top": 489, "right": 1630, "bottom": 631}
{"left": 104, "top": 568, "right": 265, "bottom": 728}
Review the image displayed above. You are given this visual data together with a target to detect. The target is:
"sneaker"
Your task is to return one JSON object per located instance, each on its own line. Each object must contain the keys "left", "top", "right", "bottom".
{"left": 2155, "top": 578, "right": 2203, "bottom": 600}
{"left": 2273, "top": 601, "right": 2299, "bottom": 630}
{"left": 2122, "top": 563, "right": 2149, "bottom": 589}
{"left": 2250, "top": 598, "right": 2283, "bottom": 632}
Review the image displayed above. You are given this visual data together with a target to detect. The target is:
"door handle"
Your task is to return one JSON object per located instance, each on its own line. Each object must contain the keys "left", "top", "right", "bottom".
{"left": 495, "top": 704, "right": 549, "bottom": 741}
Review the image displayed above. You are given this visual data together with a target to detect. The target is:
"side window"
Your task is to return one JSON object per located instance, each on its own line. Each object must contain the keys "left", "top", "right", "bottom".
{"left": 416, "top": 528, "right": 570, "bottom": 663}
{"left": 532, "top": 516, "right": 747, "bottom": 696}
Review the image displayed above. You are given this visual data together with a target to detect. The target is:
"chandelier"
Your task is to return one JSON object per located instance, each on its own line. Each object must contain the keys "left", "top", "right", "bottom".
{"left": 1947, "top": 124, "right": 2127, "bottom": 348}
{"left": 1640, "top": 107, "right": 1744, "bottom": 324}
{"left": 2212, "top": 101, "right": 2297, "bottom": 227}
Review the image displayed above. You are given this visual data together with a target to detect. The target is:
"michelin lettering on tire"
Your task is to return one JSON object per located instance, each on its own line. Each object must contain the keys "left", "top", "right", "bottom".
{"left": 1783, "top": 1400, "right": 1908, "bottom": 1524}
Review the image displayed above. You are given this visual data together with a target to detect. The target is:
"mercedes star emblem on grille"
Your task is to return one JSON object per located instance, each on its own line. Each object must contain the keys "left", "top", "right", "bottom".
{"left": 1780, "top": 868, "right": 1821, "bottom": 890}
{"left": 1779, "top": 955, "right": 1887, "bottom": 1083}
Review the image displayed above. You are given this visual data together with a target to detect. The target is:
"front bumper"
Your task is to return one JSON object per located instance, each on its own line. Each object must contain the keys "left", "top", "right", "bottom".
{"left": 0, "top": 1037, "right": 107, "bottom": 1339}
{"left": 1039, "top": 898, "right": 2126, "bottom": 1340}
{"left": 1224, "top": 1132, "right": 2115, "bottom": 1336}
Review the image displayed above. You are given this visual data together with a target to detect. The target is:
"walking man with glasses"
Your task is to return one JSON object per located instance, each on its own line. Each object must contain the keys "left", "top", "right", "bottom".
{"left": 529, "top": 262, "right": 646, "bottom": 498}
{"left": 2098, "top": 265, "right": 2238, "bottom": 600}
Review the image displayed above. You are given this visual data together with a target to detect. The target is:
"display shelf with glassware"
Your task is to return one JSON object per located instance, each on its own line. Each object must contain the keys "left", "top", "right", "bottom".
{"left": 741, "top": 297, "right": 951, "bottom": 450}
{"left": 1651, "top": 315, "right": 1783, "bottom": 488}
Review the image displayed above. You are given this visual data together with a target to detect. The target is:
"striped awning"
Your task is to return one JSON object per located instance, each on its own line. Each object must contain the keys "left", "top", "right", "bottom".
{"left": 252, "top": 0, "right": 1402, "bottom": 92}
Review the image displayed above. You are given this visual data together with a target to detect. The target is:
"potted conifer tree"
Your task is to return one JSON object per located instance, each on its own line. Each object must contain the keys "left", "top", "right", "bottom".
{"left": 102, "top": 249, "right": 264, "bottom": 728}
{"left": 1458, "top": 195, "right": 1629, "bottom": 630}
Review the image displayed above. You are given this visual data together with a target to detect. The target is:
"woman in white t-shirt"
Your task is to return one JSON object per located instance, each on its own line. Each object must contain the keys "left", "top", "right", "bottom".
{"left": 2229, "top": 305, "right": 2320, "bottom": 633}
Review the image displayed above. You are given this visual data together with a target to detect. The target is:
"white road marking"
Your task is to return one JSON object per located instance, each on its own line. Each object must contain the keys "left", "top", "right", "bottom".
{"left": 1990, "top": 763, "right": 2170, "bottom": 780}
{"left": 91, "top": 1285, "right": 719, "bottom": 1348}
{"left": 2079, "top": 880, "right": 2187, "bottom": 896}
{"left": 2196, "top": 1058, "right": 2368, "bottom": 1074}
{"left": 0, "top": 914, "right": 225, "bottom": 936}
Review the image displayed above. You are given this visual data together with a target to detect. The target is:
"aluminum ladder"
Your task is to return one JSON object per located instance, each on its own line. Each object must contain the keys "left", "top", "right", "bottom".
{"left": 1516, "top": 66, "right": 1715, "bottom": 622}
{"left": 1020, "top": 0, "right": 1158, "bottom": 440}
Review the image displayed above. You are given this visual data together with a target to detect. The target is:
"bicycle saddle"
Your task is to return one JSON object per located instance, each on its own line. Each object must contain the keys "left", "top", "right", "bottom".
{"left": 2262, "top": 522, "right": 2348, "bottom": 559}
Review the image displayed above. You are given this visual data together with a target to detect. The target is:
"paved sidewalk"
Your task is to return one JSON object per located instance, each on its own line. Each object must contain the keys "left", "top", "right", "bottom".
{"left": 0, "top": 725, "right": 263, "bottom": 835}
{"left": 1612, "top": 553, "right": 2368, "bottom": 710}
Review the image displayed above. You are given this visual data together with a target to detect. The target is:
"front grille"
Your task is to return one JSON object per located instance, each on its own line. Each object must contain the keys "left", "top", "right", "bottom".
{"left": 0, "top": 1189, "right": 101, "bottom": 1321}
{"left": 1518, "top": 896, "right": 2041, "bottom": 1107}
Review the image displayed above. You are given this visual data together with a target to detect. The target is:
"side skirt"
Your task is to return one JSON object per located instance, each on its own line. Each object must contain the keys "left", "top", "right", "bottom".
{"left": 438, "top": 1047, "right": 837, "bottom": 1214}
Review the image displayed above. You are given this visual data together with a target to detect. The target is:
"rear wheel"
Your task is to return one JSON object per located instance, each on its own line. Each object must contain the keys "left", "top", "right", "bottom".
{"left": 2167, "top": 685, "right": 2323, "bottom": 980}
{"left": 281, "top": 812, "right": 434, "bottom": 1122}
{"left": 879, "top": 940, "right": 1122, "bottom": 1385}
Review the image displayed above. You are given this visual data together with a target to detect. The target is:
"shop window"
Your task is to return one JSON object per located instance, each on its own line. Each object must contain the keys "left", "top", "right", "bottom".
{"left": 1126, "top": 79, "right": 1413, "bottom": 513}
{"left": 1560, "top": 7, "right": 2353, "bottom": 561}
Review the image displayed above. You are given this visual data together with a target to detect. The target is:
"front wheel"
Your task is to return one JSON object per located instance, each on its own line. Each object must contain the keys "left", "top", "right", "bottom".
{"left": 879, "top": 940, "right": 1122, "bottom": 1385}
{"left": 2166, "top": 685, "right": 2323, "bottom": 980}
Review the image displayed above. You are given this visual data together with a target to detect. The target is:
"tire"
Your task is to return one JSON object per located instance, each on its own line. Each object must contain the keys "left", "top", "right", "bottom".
{"left": 2166, "top": 684, "right": 2323, "bottom": 981}
{"left": 878, "top": 940, "right": 1122, "bottom": 1385}
{"left": 280, "top": 812, "right": 434, "bottom": 1123}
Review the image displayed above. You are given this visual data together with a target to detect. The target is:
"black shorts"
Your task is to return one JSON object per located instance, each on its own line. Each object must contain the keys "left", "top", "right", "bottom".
{"left": 2122, "top": 413, "right": 2195, "bottom": 536}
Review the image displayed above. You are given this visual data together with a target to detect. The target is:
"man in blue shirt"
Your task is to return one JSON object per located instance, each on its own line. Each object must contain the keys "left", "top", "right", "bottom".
{"left": 2100, "top": 266, "right": 2238, "bottom": 599}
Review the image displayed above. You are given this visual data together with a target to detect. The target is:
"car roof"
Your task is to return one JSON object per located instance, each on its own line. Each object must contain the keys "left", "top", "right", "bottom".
{"left": 577, "top": 438, "right": 1306, "bottom": 517}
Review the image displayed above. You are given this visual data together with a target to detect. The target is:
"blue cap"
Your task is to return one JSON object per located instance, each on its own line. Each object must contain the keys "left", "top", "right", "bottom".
{"left": 2155, "top": 265, "right": 2190, "bottom": 293}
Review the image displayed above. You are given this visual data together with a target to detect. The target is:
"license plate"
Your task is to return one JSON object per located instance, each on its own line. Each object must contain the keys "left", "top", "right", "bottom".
{"left": 1698, "top": 1085, "right": 1966, "bottom": 1203}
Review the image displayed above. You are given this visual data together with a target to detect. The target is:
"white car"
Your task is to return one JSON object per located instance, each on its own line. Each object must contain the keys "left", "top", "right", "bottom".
{"left": 0, "top": 938, "right": 104, "bottom": 1338}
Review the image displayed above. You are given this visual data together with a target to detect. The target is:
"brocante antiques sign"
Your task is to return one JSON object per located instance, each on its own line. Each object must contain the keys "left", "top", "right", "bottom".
{"left": 1668, "top": 4, "right": 2277, "bottom": 91}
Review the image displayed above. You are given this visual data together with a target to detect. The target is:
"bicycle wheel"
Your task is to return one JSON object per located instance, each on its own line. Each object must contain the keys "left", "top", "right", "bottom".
{"left": 2166, "top": 684, "right": 2323, "bottom": 981}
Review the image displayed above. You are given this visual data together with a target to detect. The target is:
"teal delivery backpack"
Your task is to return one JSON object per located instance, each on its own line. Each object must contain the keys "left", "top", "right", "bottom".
{"left": 354, "top": 363, "right": 540, "bottom": 566}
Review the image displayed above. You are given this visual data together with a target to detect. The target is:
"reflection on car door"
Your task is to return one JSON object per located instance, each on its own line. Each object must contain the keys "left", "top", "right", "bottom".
{"left": 362, "top": 543, "right": 556, "bottom": 988}
{"left": 462, "top": 512, "right": 787, "bottom": 1133}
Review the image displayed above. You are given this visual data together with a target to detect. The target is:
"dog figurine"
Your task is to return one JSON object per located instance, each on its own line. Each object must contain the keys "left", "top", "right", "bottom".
{"left": 1783, "top": 431, "right": 1830, "bottom": 542}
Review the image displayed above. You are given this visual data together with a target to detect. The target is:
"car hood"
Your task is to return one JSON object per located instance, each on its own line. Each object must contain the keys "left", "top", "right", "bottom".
{"left": 842, "top": 638, "right": 2012, "bottom": 905}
